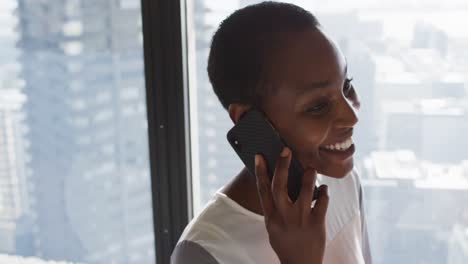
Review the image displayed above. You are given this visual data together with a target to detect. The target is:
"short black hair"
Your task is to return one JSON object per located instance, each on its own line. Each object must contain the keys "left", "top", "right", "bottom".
{"left": 207, "top": 1, "right": 320, "bottom": 110}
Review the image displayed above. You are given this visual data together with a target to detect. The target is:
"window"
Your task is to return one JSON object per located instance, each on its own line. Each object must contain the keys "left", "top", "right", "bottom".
{"left": 0, "top": 0, "right": 155, "bottom": 263}
{"left": 188, "top": 0, "right": 468, "bottom": 263}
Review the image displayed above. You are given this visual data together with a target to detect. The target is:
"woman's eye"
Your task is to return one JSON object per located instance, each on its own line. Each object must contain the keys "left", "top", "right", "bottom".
{"left": 343, "top": 78, "right": 354, "bottom": 97}
{"left": 305, "top": 101, "right": 329, "bottom": 113}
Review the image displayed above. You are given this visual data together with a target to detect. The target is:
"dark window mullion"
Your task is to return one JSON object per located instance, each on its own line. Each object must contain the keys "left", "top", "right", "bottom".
{"left": 141, "top": 0, "right": 191, "bottom": 263}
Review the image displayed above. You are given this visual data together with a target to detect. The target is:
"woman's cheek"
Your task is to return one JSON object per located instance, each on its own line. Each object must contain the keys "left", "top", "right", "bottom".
{"left": 304, "top": 122, "right": 329, "bottom": 147}
{"left": 293, "top": 130, "right": 326, "bottom": 165}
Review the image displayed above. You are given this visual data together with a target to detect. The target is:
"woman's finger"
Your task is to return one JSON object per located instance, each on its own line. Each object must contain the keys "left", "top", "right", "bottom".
{"left": 298, "top": 168, "right": 317, "bottom": 215}
{"left": 255, "top": 154, "right": 275, "bottom": 218}
{"left": 312, "top": 185, "right": 329, "bottom": 223}
{"left": 272, "top": 147, "right": 292, "bottom": 211}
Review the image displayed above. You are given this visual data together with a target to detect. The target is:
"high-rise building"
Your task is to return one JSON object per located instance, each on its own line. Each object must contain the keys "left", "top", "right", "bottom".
{"left": 0, "top": 0, "right": 22, "bottom": 93}
{"left": 0, "top": 0, "right": 30, "bottom": 256}
{"left": 381, "top": 99, "right": 468, "bottom": 163}
{"left": 412, "top": 22, "right": 449, "bottom": 58}
{"left": 17, "top": 0, "right": 154, "bottom": 263}
{"left": 0, "top": 90, "right": 27, "bottom": 254}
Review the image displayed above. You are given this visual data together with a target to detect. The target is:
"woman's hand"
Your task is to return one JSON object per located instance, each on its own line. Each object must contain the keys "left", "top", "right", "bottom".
{"left": 255, "top": 147, "right": 329, "bottom": 264}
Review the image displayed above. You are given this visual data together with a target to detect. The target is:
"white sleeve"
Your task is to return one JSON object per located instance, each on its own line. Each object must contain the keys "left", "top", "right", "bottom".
{"left": 171, "top": 240, "right": 219, "bottom": 264}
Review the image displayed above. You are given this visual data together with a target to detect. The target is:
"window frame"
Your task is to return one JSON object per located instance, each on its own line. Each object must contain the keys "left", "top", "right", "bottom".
{"left": 141, "top": 0, "right": 193, "bottom": 263}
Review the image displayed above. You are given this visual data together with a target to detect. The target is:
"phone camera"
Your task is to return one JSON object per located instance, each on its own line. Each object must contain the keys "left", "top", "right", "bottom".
{"left": 232, "top": 139, "right": 242, "bottom": 151}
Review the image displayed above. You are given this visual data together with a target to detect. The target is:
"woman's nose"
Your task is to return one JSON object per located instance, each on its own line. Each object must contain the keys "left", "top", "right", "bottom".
{"left": 334, "top": 96, "right": 359, "bottom": 128}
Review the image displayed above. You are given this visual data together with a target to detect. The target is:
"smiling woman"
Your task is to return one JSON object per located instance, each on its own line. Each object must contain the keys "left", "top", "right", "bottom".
{"left": 174, "top": 2, "right": 371, "bottom": 264}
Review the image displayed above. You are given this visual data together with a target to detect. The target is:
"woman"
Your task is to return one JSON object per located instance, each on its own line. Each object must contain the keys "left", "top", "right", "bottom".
{"left": 172, "top": 2, "right": 372, "bottom": 263}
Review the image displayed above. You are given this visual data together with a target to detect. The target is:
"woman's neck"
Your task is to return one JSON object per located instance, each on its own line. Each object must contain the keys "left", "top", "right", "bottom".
{"left": 221, "top": 167, "right": 264, "bottom": 216}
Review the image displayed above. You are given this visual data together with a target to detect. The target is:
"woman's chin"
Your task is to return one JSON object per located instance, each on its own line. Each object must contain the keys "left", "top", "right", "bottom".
{"left": 317, "top": 159, "right": 354, "bottom": 179}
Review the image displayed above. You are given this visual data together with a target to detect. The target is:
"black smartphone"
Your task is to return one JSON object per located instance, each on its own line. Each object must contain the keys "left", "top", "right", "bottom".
{"left": 227, "top": 110, "right": 318, "bottom": 202}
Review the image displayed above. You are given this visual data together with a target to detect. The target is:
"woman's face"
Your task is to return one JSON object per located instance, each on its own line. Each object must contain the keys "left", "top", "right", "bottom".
{"left": 262, "top": 27, "right": 360, "bottom": 178}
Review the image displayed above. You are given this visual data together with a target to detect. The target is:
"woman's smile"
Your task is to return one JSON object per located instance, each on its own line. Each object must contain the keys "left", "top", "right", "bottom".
{"left": 319, "top": 141, "right": 355, "bottom": 161}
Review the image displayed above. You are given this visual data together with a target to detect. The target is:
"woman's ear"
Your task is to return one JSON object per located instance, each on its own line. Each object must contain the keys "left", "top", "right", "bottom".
{"left": 228, "top": 104, "right": 251, "bottom": 124}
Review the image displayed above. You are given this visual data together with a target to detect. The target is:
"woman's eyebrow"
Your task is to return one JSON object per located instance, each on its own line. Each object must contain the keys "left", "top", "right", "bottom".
{"left": 296, "top": 64, "right": 348, "bottom": 96}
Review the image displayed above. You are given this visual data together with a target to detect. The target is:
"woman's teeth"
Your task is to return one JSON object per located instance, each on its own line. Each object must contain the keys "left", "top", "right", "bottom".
{"left": 323, "top": 138, "right": 353, "bottom": 151}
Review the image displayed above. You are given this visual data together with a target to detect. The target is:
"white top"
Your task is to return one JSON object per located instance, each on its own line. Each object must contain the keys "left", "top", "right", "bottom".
{"left": 172, "top": 169, "right": 372, "bottom": 264}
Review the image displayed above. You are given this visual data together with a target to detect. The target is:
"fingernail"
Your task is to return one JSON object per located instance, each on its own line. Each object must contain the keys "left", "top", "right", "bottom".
{"left": 280, "top": 147, "right": 290, "bottom": 157}
{"left": 255, "top": 155, "right": 259, "bottom": 166}
{"left": 324, "top": 185, "right": 329, "bottom": 196}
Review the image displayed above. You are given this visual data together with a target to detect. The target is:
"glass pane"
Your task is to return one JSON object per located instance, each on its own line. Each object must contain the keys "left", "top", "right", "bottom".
{"left": 0, "top": 0, "right": 155, "bottom": 263}
{"left": 188, "top": 0, "right": 468, "bottom": 263}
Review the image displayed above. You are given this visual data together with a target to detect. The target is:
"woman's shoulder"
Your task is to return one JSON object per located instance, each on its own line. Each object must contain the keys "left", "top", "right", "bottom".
{"left": 173, "top": 192, "right": 267, "bottom": 264}
{"left": 177, "top": 191, "right": 264, "bottom": 243}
